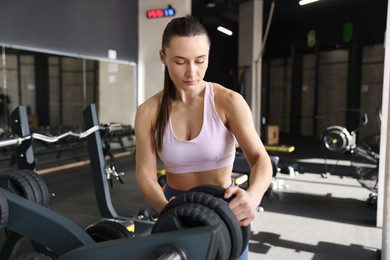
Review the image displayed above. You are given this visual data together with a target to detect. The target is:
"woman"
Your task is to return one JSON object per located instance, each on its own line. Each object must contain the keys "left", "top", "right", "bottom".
{"left": 135, "top": 16, "right": 272, "bottom": 259}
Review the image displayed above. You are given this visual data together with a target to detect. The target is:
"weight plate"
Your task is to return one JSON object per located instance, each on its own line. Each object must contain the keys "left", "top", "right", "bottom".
{"left": 152, "top": 202, "right": 229, "bottom": 260}
{"left": 85, "top": 220, "right": 135, "bottom": 242}
{"left": 0, "top": 172, "right": 36, "bottom": 202}
{"left": 188, "top": 185, "right": 250, "bottom": 256}
{"left": 18, "top": 169, "right": 50, "bottom": 207}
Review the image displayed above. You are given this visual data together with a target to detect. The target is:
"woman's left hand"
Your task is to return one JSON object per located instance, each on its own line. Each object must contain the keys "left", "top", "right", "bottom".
{"left": 224, "top": 186, "right": 258, "bottom": 226}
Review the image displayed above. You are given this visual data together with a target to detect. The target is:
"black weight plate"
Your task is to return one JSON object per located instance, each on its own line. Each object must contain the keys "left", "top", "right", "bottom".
{"left": 152, "top": 203, "right": 230, "bottom": 260}
{"left": 12, "top": 170, "right": 42, "bottom": 206}
{"left": 0, "top": 172, "right": 36, "bottom": 202}
{"left": 18, "top": 169, "right": 50, "bottom": 207}
{"left": 189, "top": 185, "right": 251, "bottom": 256}
{"left": 85, "top": 220, "right": 134, "bottom": 242}
{"left": 159, "top": 186, "right": 243, "bottom": 258}
{"left": 184, "top": 190, "right": 243, "bottom": 258}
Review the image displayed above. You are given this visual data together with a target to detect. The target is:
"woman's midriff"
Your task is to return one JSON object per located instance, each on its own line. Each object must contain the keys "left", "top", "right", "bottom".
{"left": 165, "top": 165, "right": 233, "bottom": 191}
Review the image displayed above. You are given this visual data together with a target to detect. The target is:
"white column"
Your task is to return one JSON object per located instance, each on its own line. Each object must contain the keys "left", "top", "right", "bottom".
{"left": 238, "top": 0, "right": 263, "bottom": 134}
{"left": 98, "top": 61, "right": 137, "bottom": 125}
{"left": 377, "top": 1, "right": 390, "bottom": 258}
{"left": 138, "top": 0, "right": 191, "bottom": 106}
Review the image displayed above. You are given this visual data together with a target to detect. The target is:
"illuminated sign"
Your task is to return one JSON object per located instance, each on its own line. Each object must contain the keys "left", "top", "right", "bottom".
{"left": 146, "top": 5, "right": 175, "bottom": 19}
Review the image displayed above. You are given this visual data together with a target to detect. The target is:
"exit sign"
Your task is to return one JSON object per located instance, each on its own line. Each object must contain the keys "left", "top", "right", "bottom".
{"left": 146, "top": 5, "right": 175, "bottom": 19}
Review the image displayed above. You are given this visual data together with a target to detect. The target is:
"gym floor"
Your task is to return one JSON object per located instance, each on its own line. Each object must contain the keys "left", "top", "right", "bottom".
{"left": 0, "top": 135, "right": 382, "bottom": 259}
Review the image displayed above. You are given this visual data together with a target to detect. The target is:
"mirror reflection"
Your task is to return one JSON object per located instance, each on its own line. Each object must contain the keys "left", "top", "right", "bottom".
{"left": 0, "top": 47, "right": 137, "bottom": 131}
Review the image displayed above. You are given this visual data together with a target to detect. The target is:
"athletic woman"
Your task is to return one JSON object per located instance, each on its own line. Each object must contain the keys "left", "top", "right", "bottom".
{"left": 135, "top": 16, "right": 273, "bottom": 259}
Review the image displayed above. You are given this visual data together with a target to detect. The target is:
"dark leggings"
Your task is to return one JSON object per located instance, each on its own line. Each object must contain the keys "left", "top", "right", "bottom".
{"left": 163, "top": 184, "right": 249, "bottom": 260}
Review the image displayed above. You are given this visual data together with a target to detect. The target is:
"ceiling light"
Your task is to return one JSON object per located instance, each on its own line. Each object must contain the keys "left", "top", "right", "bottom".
{"left": 299, "top": 0, "right": 320, "bottom": 5}
{"left": 217, "top": 26, "right": 233, "bottom": 36}
{"left": 206, "top": 0, "right": 216, "bottom": 8}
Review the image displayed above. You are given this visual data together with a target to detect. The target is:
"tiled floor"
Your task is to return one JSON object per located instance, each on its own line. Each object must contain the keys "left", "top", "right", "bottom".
{"left": 249, "top": 172, "right": 381, "bottom": 259}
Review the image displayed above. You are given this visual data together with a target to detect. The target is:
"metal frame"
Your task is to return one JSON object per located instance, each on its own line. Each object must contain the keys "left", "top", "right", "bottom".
{"left": 83, "top": 104, "right": 119, "bottom": 219}
{"left": 10, "top": 106, "right": 36, "bottom": 170}
{"left": 82, "top": 103, "right": 154, "bottom": 234}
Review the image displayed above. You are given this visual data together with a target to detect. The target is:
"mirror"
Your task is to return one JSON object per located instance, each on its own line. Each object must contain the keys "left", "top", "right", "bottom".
{"left": 0, "top": 46, "right": 137, "bottom": 131}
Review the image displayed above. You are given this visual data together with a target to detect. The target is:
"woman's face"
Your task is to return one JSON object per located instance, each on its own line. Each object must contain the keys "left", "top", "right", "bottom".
{"left": 161, "top": 34, "right": 210, "bottom": 90}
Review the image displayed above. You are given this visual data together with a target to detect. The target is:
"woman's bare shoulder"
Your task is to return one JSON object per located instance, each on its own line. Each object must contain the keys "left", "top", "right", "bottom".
{"left": 211, "top": 82, "right": 244, "bottom": 105}
{"left": 135, "top": 91, "right": 162, "bottom": 129}
{"left": 137, "top": 91, "right": 162, "bottom": 115}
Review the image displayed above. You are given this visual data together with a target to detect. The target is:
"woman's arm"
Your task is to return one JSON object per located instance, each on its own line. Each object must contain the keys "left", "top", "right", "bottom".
{"left": 134, "top": 100, "right": 169, "bottom": 212}
{"left": 217, "top": 86, "right": 273, "bottom": 226}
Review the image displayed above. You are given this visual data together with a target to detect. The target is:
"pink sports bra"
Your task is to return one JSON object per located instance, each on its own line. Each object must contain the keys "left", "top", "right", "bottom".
{"left": 157, "top": 82, "right": 236, "bottom": 173}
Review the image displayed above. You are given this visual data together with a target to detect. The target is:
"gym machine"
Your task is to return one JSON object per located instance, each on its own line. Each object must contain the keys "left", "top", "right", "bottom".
{"left": 321, "top": 112, "right": 380, "bottom": 204}
{"left": 0, "top": 105, "right": 249, "bottom": 259}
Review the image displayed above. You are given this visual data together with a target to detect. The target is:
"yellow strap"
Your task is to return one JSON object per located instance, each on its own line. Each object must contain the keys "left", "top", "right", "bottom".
{"left": 265, "top": 145, "right": 295, "bottom": 153}
{"left": 231, "top": 172, "right": 248, "bottom": 185}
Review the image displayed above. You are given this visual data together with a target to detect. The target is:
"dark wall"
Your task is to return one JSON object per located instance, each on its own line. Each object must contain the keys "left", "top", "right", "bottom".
{"left": 205, "top": 25, "right": 239, "bottom": 92}
{"left": 0, "top": 0, "right": 138, "bottom": 63}
{"left": 266, "top": 0, "right": 387, "bottom": 57}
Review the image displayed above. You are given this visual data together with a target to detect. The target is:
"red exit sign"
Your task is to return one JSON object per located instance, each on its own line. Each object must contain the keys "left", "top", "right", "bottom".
{"left": 146, "top": 5, "right": 175, "bottom": 19}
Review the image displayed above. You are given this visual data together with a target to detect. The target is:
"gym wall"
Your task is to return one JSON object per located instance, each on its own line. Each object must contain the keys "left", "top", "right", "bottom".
{"left": 0, "top": 0, "right": 138, "bottom": 63}
{"left": 48, "top": 57, "right": 96, "bottom": 126}
{"left": 0, "top": 53, "right": 97, "bottom": 127}
{"left": 263, "top": 43, "right": 384, "bottom": 140}
{"left": 0, "top": 54, "right": 31, "bottom": 114}
{"left": 0, "top": 0, "right": 139, "bottom": 128}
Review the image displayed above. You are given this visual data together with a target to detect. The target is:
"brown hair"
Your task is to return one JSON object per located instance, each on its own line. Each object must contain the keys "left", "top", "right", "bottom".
{"left": 155, "top": 16, "right": 210, "bottom": 150}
